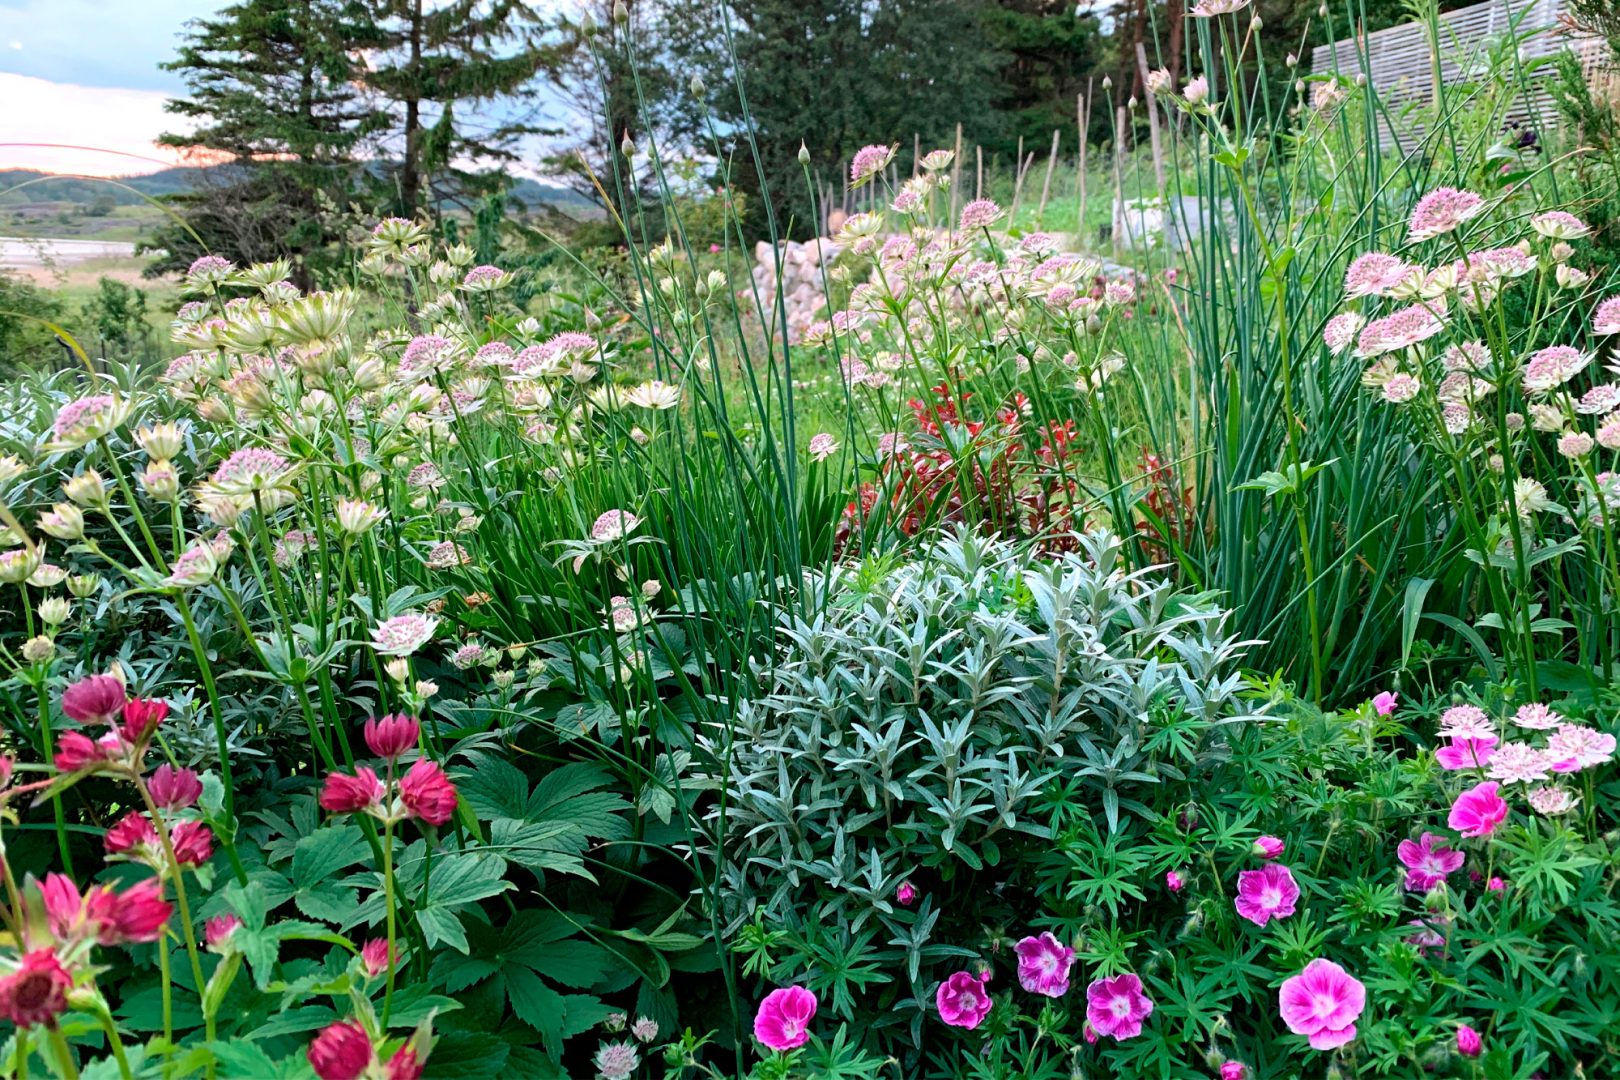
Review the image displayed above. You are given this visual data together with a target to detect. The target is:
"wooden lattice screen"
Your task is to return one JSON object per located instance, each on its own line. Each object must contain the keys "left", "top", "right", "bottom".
{"left": 1309, "top": 0, "right": 1608, "bottom": 143}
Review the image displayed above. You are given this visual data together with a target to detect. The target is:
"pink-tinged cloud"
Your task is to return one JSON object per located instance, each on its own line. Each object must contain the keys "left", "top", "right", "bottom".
{"left": 0, "top": 73, "right": 207, "bottom": 176}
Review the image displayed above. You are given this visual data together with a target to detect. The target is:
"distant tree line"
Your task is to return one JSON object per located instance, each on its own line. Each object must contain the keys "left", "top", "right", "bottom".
{"left": 149, "top": 0, "right": 1457, "bottom": 269}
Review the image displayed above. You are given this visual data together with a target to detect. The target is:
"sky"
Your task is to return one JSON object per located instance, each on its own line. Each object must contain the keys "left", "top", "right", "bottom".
{"left": 0, "top": 0, "right": 578, "bottom": 178}
{"left": 0, "top": 0, "right": 227, "bottom": 175}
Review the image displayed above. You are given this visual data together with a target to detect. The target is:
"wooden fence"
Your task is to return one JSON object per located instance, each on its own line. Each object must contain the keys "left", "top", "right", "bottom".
{"left": 1309, "top": 0, "right": 1608, "bottom": 144}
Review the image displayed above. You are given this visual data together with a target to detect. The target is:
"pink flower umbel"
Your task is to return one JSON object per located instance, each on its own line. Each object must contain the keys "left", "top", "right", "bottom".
{"left": 1436, "top": 735, "right": 1498, "bottom": 770}
{"left": 119, "top": 697, "right": 169, "bottom": 744}
{"left": 1278, "top": 958, "right": 1365, "bottom": 1050}
{"left": 205, "top": 914, "right": 243, "bottom": 951}
{"left": 399, "top": 759, "right": 458, "bottom": 825}
{"left": 1014, "top": 932, "right": 1076, "bottom": 997}
{"left": 0, "top": 949, "right": 72, "bottom": 1027}
{"left": 1448, "top": 781, "right": 1509, "bottom": 838}
{"left": 1085, "top": 973, "right": 1154, "bottom": 1040}
{"left": 1234, "top": 863, "right": 1300, "bottom": 927}
{"left": 320, "top": 767, "right": 384, "bottom": 814}
{"left": 99, "top": 878, "right": 173, "bottom": 945}
{"left": 61, "top": 673, "right": 126, "bottom": 724}
{"left": 937, "top": 970, "right": 993, "bottom": 1029}
{"left": 1397, "top": 832, "right": 1464, "bottom": 891}
{"left": 1253, "top": 835, "right": 1285, "bottom": 860}
{"left": 308, "top": 1020, "right": 374, "bottom": 1080}
{"left": 1456, "top": 1024, "right": 1483, "bottom": 1058}
{"left": 148, "top": 764, "right": 202, "bottom": 810}
{"left": 363, "top": 713, "right": 420, "bottom": 760}
{"left": 171, "top": 820, "right": 215, "bottom": 867}
{"left": 1372, "top": 690, "right": 1398, "bottom": 715}
{"left": 753, "top": 986, "right": 816, "bottom": 1051}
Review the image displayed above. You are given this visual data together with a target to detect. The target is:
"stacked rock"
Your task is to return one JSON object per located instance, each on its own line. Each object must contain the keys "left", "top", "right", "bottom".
{"left": 749, "top": 238, "right": 840, "bottom": 344}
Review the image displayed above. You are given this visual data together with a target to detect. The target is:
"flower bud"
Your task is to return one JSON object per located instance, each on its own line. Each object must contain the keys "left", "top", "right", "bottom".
{"left": 140, "top": 460, "right": 180, "bottom": 503}
{"left": 690, "top": 73, "right": 705, "bottom": 96}
{"left": 613, "top": 0, "right": 628, "bottom": 23}
{"left": 798, "top": 142, "right": 811, "bottom": 165}
{"left": 67, "top": 574, "right": 101, "bottom": 598}
{"left": 620, "top": 130, "right": 636, "bottom": 158}
{"left": 38, "top": 597, "right": 71, "bottom": 627}
{"left": 21, "top": 635, "right": 53, "bottom": 663}
{"left": 63, "top": 470, "right": 107, "bottom": 508}
{"left": 135, "top": 423, "right": 184, "bottom": 460}
{"left": 38, "top": 503, "right": 84, "bottom": 541}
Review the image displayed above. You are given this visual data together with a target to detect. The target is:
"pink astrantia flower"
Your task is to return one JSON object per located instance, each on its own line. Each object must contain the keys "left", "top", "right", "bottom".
{"left": 1527, "top": 785, "right": 1577, "bottom": 815}
{"left": 1522, "top": 345, "right": 1591, "bottom": 393}
{"left": 1234, "top": 863, "right": 1300, "bottom": 927}
{"left": 808, "top": 433, "right": 839, "bottom": 462}
{"left": 1253, "top": 835, "right": 1285, "bottom": 860}
{"left": 1448, "top": 781, "right": 1509, "bottom": 838}
{"left": 0, "top": 950, "right": 72, "bottom": 1028}
{"left": 1322, "top": 311, "right": 1366, "bottom": 355}
{"left": 1485, "top": 742, "right": 1552, "bottom": 784}
{"left": 1354, "top": 303, "right": 1446, "bottom": 358}
{"left": 1372, "top": 691, "right": 1398, "bottom": 715}
{"left": 849, "top": 144, "right": 896, "bottom": 185}
{"left": 1278, "top": 958, "right": 1366, "bottom": 1050}
{"left": 1085, "top": 973, "right": 1154, "bottom": 1040}
{"left": 1435, "top": 735, "right": 1497, "bottom": 770}
{"left": 61, "top": 673, "right": 127, "bottom": 724}
{"left": 1397, "top": 832, "right": 1464, "bottom": 891}
{"left": 590, "top": 509, "right": 640, "bottom": 543}
{"left": 959, "top": 199, "right": 1004, "bottom": 231}
{"left": 1545, "top": 724, "right": 1616, "bottom": 771}
{"left": 1343, "top": 253, "right": 1412, "bottom": 297}
{"left": 320, "top": 767, "right": 384, "bottom": 814}
{"left": 937, "top": 970, "right": 993, "bottom": 1029}
{"left": 1014, "top": 933, "right": 1077, "bottom": 997}
{"left": 1407, "top": 187, "right": 1485, "bottom": 242}
{"left": 308, "top": 1020, "right": 374, "bottom": 1080}
{"left": 363, "top": 713, "right": 420, "bottom": 761}
{"left": 1594, "top": 296, "right": 1620, "bottom": 336}
{"left": 1437, "top": 704, "right": 1494, "bottom": 739}
{"left": 1513, "top": 703, "right": 1563, "bottom": 730}
{"left": 1456, "top": 1024, "right": 1483, "bottom": 1058}
{"left": 399, "top": 759, "right": 458, "bottom": 825}
{"left": 147, "top": 764, "right": 201, "bottom": 811}
{"left": 754, "top": 986, "right": 817, "bottom": 1051}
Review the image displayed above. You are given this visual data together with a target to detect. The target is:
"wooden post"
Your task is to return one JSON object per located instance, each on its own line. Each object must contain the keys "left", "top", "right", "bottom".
{"left": 1078, "top": 85, "right": 1092, "bottom": 242}
{"left": 1036, "top": 128, "right": 1061, "bottom": 225}
{"left": 1136, "top": 42, "right": 1166, "bottom": 194}
{"left": 913, "top": 132, "right": 921, "bottom": 176}
{"left": 1113, "top": 104, "right": 1127, "bottom": 257}
{"left": 975, "top": 144, "right": 983, "bottom": 200}
{"left": 950, "top": 122, "right": 963, "bottom": 223}
{"left": 1009, "top": 136, "right": 1026, "bottom": 222}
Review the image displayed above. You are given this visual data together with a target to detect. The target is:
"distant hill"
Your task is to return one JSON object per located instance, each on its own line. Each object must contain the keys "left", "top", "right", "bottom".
{"left": 0, "top": 166, "right": 599, "bottom": 214}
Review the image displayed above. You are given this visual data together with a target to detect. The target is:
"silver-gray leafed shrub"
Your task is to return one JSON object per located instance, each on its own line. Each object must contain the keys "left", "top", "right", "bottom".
{"left": 704, "top": 527, "right": 1261, "bottom": 965}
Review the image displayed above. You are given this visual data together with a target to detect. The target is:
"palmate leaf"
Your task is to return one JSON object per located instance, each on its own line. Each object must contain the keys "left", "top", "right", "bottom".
{"left": 430, "top": 910, "right": 623, "bottom": 1063}
{"left": 289, "top": 824, "right": 370, "bottom": 922}
{"left": 453, "top": 753, "right": 632, "bottom": 885}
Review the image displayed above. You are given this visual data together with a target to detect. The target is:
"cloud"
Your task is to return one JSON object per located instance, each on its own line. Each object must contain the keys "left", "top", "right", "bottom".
{"left": 0, "top": 0, "right": 220, "bottom": 91}
{"left": 0, "top": 73, "right": 204, "bottom": 175}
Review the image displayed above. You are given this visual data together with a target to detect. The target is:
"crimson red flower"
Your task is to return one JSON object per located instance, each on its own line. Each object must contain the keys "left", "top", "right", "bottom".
{"left": 205, "top": 914, "right": 243, "bottom": 951}
{"left": 105, "top": 811, "right": 159, "bottom": 856}
{"left": 97, "top": 878, "right": 172, "bottom": 945}
{"left": 148, "top": 764, "right": 202, "bottom": 810}
{"left": 386, "top": 1045, "right": 424, "bottom": 1080}
{"left": 61, "top": 674, "right": 126, "bottom": 724}
{"left": 40, "top": 873, "right": 86, "bottom": 938}
{"left": 399, "top": 759, "right": 457, "bottom": 826}
{"left": 170, "top": 820, "right": 215, "bottom": 867}
{"left": 319, "top": 767, "right": 384, "bottom": 814}
{"left": 119, "top": 697, "right": 169, "bottom": 744}
{"left": 307, "top": 1020, "right": 374, "bottom": 1080}
{"left": 363, "top": 713, "right": 420, "bottom": 761}
{"left": 360, "top": 937, "right": 400, "bottom": 977}
{"left": 0, "top": 949, "right": 72, "bottom": 1027}
{"left": 53, "top": 730, "right": 110, "bottom": 773}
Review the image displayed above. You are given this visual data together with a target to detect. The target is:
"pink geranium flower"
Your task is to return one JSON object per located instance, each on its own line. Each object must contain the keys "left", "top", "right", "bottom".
{"left": 1253, "top": 835, "right": 1285, "bottom": 860}
{"left": 1372, "top": 691, "right": 1398, "bottom": 715}
{"left": 1396, "top": 832, "right": 1464, "bottom": 891}
{"left": 754, "top": 986, "right": 817, "bottom": 1050}
{"left": 1436, "top": 735, "right": 1498, "bottom": 770}
{"left": 1085, "top": 973, "right": 1154, "bottom": 1040}
{"left": 1456, "top": 1024, "right": 1483, "bottom": 1058}
{"left": 1014, "top": 932, "right": 1076, "bottom": 997}
{"left": 1165, "top": 869, "right": 1186, "bottom": 893}
{"left": 937, "top": 970, "right": 993, "bottom": 1029}
{"left": 1448, "top": 781, "right": 1509, "bottom": 838}
{"left": 1234, "top": 863, "right": 1300, "bottom": 927}
{"left": 1278, "top": 958, "right": 1366, "bottom": 1050}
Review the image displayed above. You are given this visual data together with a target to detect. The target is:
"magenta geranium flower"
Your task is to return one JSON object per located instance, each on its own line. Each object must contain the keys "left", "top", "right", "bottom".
{"left": 1085, "top": 973, "right": 1154, "bottom": 1041}
{"left": 1278, "top": 958, "right": 1365, "bottom": 1050}
{"left": 1436, "top": 735, "right": 1497, "bottom": 770}
{"left": 1456, "top": 1023, "right": 1483, "bottom": 1058}
{"left": 936, "top": 970, "right": 992, "bottom": 1029}
{"left": 1253, "top": 835, "right": 1285, "bottom": 860}
{"left": 1448, "top": 781, "right": 1509, "bottom": 838}
{"left": 1372, "top": 690, "right": 1398, "bottom": 715}
{"left": 754, "top": 986, "right": 816, "bottom": 1051}
{"left": 1396, "top": 832, "right": 1464, "bottom": 891}
{"left": 1234, "top": 863, "right": 1300, "bottom": 927}
{"left": 1014, "top": 932, "right": 1076, "bottom": 997}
